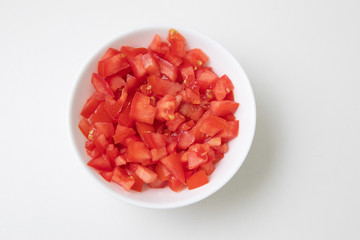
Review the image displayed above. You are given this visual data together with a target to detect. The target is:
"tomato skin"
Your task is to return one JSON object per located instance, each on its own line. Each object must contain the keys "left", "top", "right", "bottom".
{"left": 98, "top": 53, "right": 130, "bottom": 78}
{"left": 160, "top": 153, "right": 185, "bottom": 184}
{"left": 87, "top": 154, "right": 112, "bottom": 171}
{"left": 127, "top": 140, "right": 151, "bottom": 163}
{"left": 209, "top": 100, "right": 239, "bottom": 117}
{"left": 129, "top": 92, "right": 157, "bottom": 125}
{"left": 184, "top": 49, "right": 209, "bottom": 67}
{"left": 112, "top": 166, "right": 135, "bottom": 191}
{"left": 186, "top": 170, "right": 209, "bottom": 190}
{"left": 78, "top": 118, "right": 91, "bottom": 138}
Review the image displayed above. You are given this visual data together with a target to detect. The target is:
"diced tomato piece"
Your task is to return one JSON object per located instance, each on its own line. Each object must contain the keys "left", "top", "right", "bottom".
{"left": 91, "top": 73, "right": 114, "bottom": 97}
{"left": 104, "top": 95, "right": 123, "bottom": 120}
{"left": 154, "top": 55, "right": 178, "bottom": 81}
{"left": 148, "top": 34, "right": 169, "bottom": 55}
{"left": 178, "top": 131, "right": 195, "bottom": 149}
{"left": 155, "top": 163, "right": 171, "bottom": 181}
{"left": 150, "top": 147, "right": 167, "bottom": 162}
{"left": 94, "top": 133, "right": 109, "bottom": 152}
{"left": 164, "top": 50, "right": 182, "bottom": 67}
{"left": 120, "top": 46, "right": 147, "bottom": 59}
{"left": 125, "top": 74, "right": 138, "bottom": 93}
{"left": 178, "top": 120, "right": 195, "bottom": 132}
{"left": 166, "top": 142, "right": 177, "bottom": 153}
{"left": 129, "top": 92, "right": 157, "bottom": 125}
{"left": 87, "top": 147, "right": 101, "bottom": 158}
{"left": 114, "top": 155, "right": 127, "bottom": 166}
{"left": 209, "top": 100, "right": 239, "bottom": 116}
{"left": 100, "top": 48, "right": 120, "bottom": 61}
{"left": 224, "top": 114, "right": 236, "bottom": 121}
{"left": 198, "top": 114, "right": 226, "bottom": 137}
{"left": 181, "top": 88, "right": 201, "bottom": 104}
{"left": 107, "top": 74, "right": 126, "bottom": 92}
{"left": 93, "top": 122, "right": 114, "bottom": 139}
{"left": 165, "top": 112, "right": 186, "bottom": 132}
{"left": 121, "top": 135, "right": 141, "bottom": 147}
{"left": 88, "top": 102, "right": 113, "bottom": 123}
{"left": 85, "top": 140, "right": 96, "bottom": 151}
{"left": 98, "top": 53, "right": 130, "bottom": 78}
{"left": 184, "top": 49, "right": 209, "bottom": 68}
{"left": 112, "top": 166, "right": 135, "bottom": 191}
{"left": 87, "top": 154, "right": 112, "bottom": 171}
{"left": 78, "top": 118, "right": 91, "bottom": 138}
{"left": 204, "top": 89, "right": 215, "bottom": 101}
{"left": 216, "top": 120, "right": 239, "bottom": 142}
{"left": 200, "top": 161, "right": 215, "bottom": 175}
{"left": 148, "top": 178, "right": 167, "bottom": 188}
{"left": 142, "top": 52, "right": 160, "bottom": 76}
{"left": 125, "top": 169, "right": 144, "bottom": 192}
{"left": 142, "top": 132, "right": 167, "bottom": 149}
{"left": 156, "top": 95, "right": 176, "bottom": 121}
{"left": 225, "top": 91, "right": 235, "bottom": 101}
{"left": 135, "top": 121, "right": 154, "bottom": 140}
{"left": 190, "top": 110, "right": 212, "bottom": 142}
{"left": 99, "top": 171, "right": 113, "bottom": 182}
{"left": 213, "top": 75, "right": 235, "bottom": 100}
{"left": 129, "top": 54, "right": 146, "bottom": 79}
{"left": 168, "top": 29, "right": 186, "bottom": 58}
{"left": 186, "top": 144, "right": 210, "bottom": 170}
{"left": 205, "top": 137, "right": 222, "bottom": 147}
{"left": 178, "top": 102, "right": 205, "bottom": 121}
{"left": 168, "top": 176, "right": 184, "bottom": 192}
{"left": 195, "top": 68, "right": 218, "bottom": 90}
{"left": 180, "top": 63, "right": 195, "bottom": 85}
{"left": 129, "top": 163, "right": 157, "bottom": 183}
{"left": 207, "top": 148, "right": 216, "bottom": 162}
{"left": 186, "top": 170, "right": 209, "bottom": 190}
{"left": 117, "top": 95, "right": 134, "bottom": 127}
{"left": 105, "top": 144, "right": 119, "bottom": 165}
{"left": 127, "top": 140, "right": 151, "bottom": 163}
{"left": 139, "top": 83, "right": 153, "bottom": 96}
{"left": 80, "top": 92, "right": 104, "bottom": 119}
{"left": 113, "top": 125, "right": 136, "bottom": 144}
{"left": 148, "top": 75, "right": 183, "bottom": 97}
{"left": 160, "top": 153, "right": 185, "bottom": 184}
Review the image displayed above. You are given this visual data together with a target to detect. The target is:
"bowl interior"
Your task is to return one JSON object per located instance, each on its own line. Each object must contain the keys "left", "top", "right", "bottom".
{"left": 69, "top": 26, "right": 256, "bottom": 209}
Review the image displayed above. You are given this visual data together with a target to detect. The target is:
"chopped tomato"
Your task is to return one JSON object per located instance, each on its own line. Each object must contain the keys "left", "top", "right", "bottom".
{"left": 87, "top": 154, "right": 112, "bottom": 171}
{"left": 142, "top": 132, "right": 167, "bottom": 149}
{"left": 178, "top": 102, "right": 205, "bottom": 121}
{"left": 125, "top": 74, "right": 138, "bottom": 93}
{"left": 127, "top": 140, "right": 151, "bottom": 163}
{"left": 205, "top": 137, "right": 222, "bottom": 147}
{"left": 147, "top": 75, "right": 183, "bottom": 97}
{"left": 80, "top": 92, "right": 104, "bottom": 119}
{"left": 120, "top": 46, "right": 147, "bottom": 59}
{"left": 168, "top": 29, "right": 186, "bottom": 58}
{"left": 180, "top": 64, "right": 195, "bottom": 85}
{"left": 213, "top": 75, "right": 234, "bottom": 100}
{"left": 125, "top": 169, "right": 144, "bottom": 192}
{"left": 165, "top": 112, "right": 186, "bottom": 132}
{"left": 184, "top": 49, "right": 209, "bottom": 68}
{"left": 98, "top": 53, "right": 130, "bottom": 78}
{"left": 99, "top": 171, "right": 113, "bottom": 182}
{"left": 85, "top": 140, "right": 96, "bottom": 151}
{"left": 105, "top": 144, "right": 119, "bottom": 165}
{"left": 216, "top": 120, "right": 239, "bottom": 142}
{"left": 168, "top": 176, "right": 184, "bottom": 192}
{"left": 107, "top": 74, "right": 126, "bottom": 92}
{"left": 101, "top": 48, "right": 120, "bottom": 61}
{"left": 198, "top": 114, "right": 226, "bottom": 137}
{"left": 166, "top": 142, "right": 177, "bottom": 153}
{"left": 178, "top": 131, "right": 195, "bottom": 149}
{"left": 78, "top": 118, "right": 91, "bottom": 138}
{"left": 148, "top": 178, "right": 167, "bottom": 188}
{"left": 186, "top": 170, "right": 209, "bottom": 190}
{"left": 117, "top": 95, "right": 134, "bottom": 127}
{"left": 150, "top": 147, "right": 167, "bottom": 162}
{"left": 154, "top": 55, "right": 178, "bottom": 81}
{"left": 88, "top": 102, "right": 113, "bottom": 123}
{"left": 200, "top": 161, "right": 215, "bottom": 175}
{"left": 164, "top": 50, "right": 182, "bottom": 67}
{"left": 113, "top": 125, "right": 136, "bottom": 144}
{"left": 181, "top": 87, "right": 201, "bottom": 104}
{"left": 186, "top": 144, "right": 210, "bottom": 170}
{"left": 91, "top": 73, "right": 114, "bottom": 97}
{"left": 195, "top": 68, "right": 218, "bottom": 90}
{"left": 129, "top": 54, "right": 146, "bottom": 79}
{"left": 156, "top": 95, "right": 176, "bottom": 121}
{"left": 210, "top": 100, "right": 239, "bottom": 116}
{"left": 112, "top": 166, "right": 135, "bottom": 191}
{"left": 178, "top": 120, "right": 195, "bottom": 132}
{"left": 129, "top": 163, "right": 157, "bottom": 183}
{"left": 160, "top": 153, "right": 185, "bottom": 184}
{"left": 148, "top": 34, "right": 169, "bottom": 55}
{"left": 94, "top": 133, "right": 109, "bottom": 152}
{"left": 142, "top": 52, "right": 160, "bottom": 76}
{"left": 155, "top": 163, "right": 171, "bottom": 181}
{"left": 93, "top": 122, "right": 114, "bottom": 139}
{"left": 114, "top": 155, "right": 127, "bottom": 166}
{"left": 129, "top": 92, "right": 157, "bottom": 125}
{"left": 103, "top": 95, "right": 123, "bottom": 120}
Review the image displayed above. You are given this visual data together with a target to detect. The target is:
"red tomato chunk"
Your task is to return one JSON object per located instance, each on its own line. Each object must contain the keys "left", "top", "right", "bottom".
{"left": 78, "top": 29, "right": 240, "bottom": 192}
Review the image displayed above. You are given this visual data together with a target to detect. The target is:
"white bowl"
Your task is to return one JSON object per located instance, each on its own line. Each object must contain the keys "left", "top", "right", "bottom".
{"left": 69, "top": 25, "right": 256, "bottom": 209}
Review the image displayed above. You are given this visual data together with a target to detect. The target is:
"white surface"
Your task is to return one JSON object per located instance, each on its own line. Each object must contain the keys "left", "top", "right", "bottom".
{"left": 1, "top": 0, "right": 359, "bottom": 239}
{"left": 70, "top": 25, "right": 256, "bottom": 209}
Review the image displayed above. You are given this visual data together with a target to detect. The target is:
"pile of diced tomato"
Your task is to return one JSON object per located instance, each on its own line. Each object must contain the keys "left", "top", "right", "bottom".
{"left": 78, "top": 29, "right": 239, "bottom": 192}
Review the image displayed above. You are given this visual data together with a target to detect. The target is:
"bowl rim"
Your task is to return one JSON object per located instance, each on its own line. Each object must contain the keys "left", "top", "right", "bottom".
{"left": 68, "top": 24, "right": 256, "bottom": 209}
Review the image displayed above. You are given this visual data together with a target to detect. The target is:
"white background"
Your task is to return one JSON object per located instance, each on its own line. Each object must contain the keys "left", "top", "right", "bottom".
{"left": 1, "top": 0, "right": 359, "bottom": 239}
